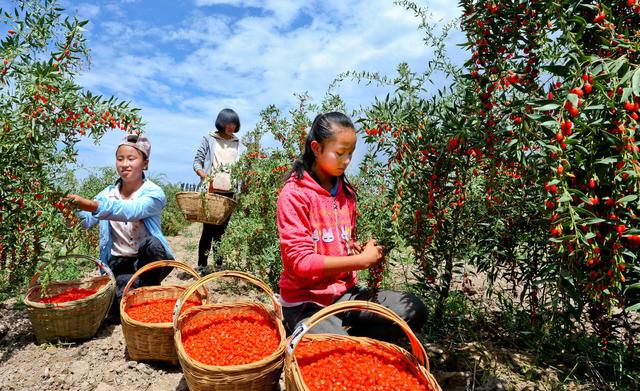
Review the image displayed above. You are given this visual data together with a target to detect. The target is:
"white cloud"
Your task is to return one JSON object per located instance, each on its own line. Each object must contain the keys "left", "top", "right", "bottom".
{"left": 72, "top": 0, "right": 462, "bottom": 182}
{"left": 73, "top": 2, "right": 101, "bottom": 18}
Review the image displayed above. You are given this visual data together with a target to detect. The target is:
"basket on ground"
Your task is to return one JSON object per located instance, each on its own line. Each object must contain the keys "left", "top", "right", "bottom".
{"left": 24, "top": 254, "right": 115, "bottom": 344}
{"left": 173, "top": 271, "right": 287, "bottom": 391}
{"left": 175, "top": 192, "right": 236, "bottom": 225}
{"left": 285, "top": 300, "right": 442, "bottom": 391}
{"left": 120, "top": 260, "right": 207, "bottom": 364}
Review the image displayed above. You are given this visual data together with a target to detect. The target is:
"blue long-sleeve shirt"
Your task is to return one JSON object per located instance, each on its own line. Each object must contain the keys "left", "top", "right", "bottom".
{"left": 78, "top": 179, "right": 174, "bottom": 265}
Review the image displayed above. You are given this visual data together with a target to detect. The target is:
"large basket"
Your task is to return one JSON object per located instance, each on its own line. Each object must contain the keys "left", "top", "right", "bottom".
{"left": 24, "top": 254, "right": 115, "bottom": 344}
{"left": 173, "top": 271, "right": 287, "bottom": 391}
{"left": 120, "top": 260, "right": 207, "bottom": 365}
{"left": 175, "top": 192, "right": 236, "bottom": 225}
{"left": 285, "top": 300, "right": 442, "bottom": 391}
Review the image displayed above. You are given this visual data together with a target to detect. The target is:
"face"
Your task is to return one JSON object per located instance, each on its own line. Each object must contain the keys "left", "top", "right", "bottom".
{"left": 223, "top": 123, "right": 237, "bottom": 136}
{"left": 115, "top": 145, "right": 147, "bottom": 183}
{"left": 312, "top": 125, "right": 357, "bottom": 178}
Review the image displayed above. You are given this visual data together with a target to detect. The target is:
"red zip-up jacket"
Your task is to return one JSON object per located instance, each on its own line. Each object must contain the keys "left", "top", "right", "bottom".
{"left": 277, "top": 170, "right": 358, "bottom": 306}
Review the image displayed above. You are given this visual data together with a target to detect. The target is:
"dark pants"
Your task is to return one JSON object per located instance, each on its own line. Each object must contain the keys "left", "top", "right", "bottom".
{"left": 197, "top": 191, "right": 233, "bottom": 267}
{"left": 282, "top": 285, "right": 426, "bottom": 342}
{"left": 108, "top": 236, "right": 174, "bottom": 318}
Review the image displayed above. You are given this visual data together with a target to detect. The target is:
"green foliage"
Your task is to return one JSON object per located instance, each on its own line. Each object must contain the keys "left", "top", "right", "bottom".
{"left": 0, "top": 0, "right": 143, "bottom": 294}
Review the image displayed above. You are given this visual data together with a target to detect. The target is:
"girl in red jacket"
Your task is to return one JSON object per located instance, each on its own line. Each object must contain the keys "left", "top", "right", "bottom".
{"left": 277, "top": 112, "right": 425, "bottom": 341}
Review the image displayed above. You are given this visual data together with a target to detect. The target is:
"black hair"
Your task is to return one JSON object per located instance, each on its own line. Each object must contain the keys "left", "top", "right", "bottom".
{"left": 289, "top": 111, "right": 356, "bottom": 198}
{"left": 215, "top": 108, "right": 241, "bottom": 133}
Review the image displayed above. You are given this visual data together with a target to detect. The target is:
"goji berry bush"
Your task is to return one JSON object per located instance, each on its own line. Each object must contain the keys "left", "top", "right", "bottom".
{"left": 460, "top": 0, "right": 640, "bottom": 348}
{"left": 346, "top": 0, "right": 640, "bottom": 386}
{"left": 0, "top": 0, "right": 143, "bottom": 294}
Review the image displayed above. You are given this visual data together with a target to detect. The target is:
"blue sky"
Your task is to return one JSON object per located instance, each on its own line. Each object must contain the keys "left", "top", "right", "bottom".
{"left": 8, "top": 0, "right": 466, "bottom": 183}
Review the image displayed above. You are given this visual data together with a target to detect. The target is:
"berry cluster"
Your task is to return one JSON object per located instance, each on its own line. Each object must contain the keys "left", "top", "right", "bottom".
{"left": 181, "top": 310, "right": 280, "bottom": 366}
{"left": 39, "top": 287, "right": 97, "bottom": 304}
{"left": 125, "top": 298, "right": 200, "bottom": 323}
{"left": 296, "top": 339, "right": 430, "bottom": 391}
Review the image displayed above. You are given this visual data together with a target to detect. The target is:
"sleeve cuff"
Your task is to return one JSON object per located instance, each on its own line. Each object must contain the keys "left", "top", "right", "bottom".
{"left": 295, "top": 254, "right": 326, "bottom": 277}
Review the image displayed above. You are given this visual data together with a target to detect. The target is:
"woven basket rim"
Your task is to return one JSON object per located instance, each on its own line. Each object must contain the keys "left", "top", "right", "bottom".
{"left": 24, "top": 276, "right": 114, "bottom": 309}
{"left": 175, "top": 302, "right": 286, "bottom": 372}
{"left": 176, "top": 191, "right": 237, "bottom": 202}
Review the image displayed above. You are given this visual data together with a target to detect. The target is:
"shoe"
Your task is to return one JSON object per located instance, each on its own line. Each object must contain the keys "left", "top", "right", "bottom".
{"left": 214, "top": 263, "right": 225, "bottom": 272}
{"left": 196, "top": 265, "right": 207, "bottom": 277}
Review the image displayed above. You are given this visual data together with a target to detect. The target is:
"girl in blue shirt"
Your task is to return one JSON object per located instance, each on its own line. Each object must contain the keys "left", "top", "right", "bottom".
{"left": 68, "top": 133, "right": 174, "bottom": 322}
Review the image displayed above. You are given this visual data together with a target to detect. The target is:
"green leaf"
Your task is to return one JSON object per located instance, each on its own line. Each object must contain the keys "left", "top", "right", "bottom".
{"left": 617, "top": 194, "right": 637, "bottom": 204}
{"left": 542, "top": 65, "right": 569, "bottom": 76}
{"left": 621, "top": 87, "right": 633, "bottom": 103}
{"left": 610, "top": 57, "right": 626, "bottom": 74}
{"left": 558, "top": 193, "right": 572, "bottom": 202}
{"left": 569, "top": 188, "right": 587, "bottom": 198}
{"left": 540, "top": 120, "right": 558, "bottom": 128}
{"left": 595, "top": 157, "right": 618, "bottom": 165}
{"left": 567, "top": 93, "right": 579, "bottom": 107}
{"left": 627, "top": 302, "right": 640, "bottom": 312}
{"left": 633, "top": 68, "right": 640, "bottom": 97}
{"left": 536, "top": 103, "right": 560, "bottom": 111}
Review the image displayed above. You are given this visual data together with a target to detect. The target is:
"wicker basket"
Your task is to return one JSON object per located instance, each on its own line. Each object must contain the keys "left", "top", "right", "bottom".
{"left": 120, "top": 260, "right": 207, "bottom": 365}
{"left": 175, "top": 192, "right": 236, "bottom": 225}
{"left": 285, "top": 300, "right": 442, "bottom": 391}
{"left": 173, "top": 271, "right": 287, "bottom": 391}
{"left": 24, "top": 254, "right": 116, "bottom": 344}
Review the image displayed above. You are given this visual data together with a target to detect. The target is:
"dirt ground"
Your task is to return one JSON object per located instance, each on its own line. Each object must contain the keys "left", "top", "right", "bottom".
{"left": 0, "top": 223, "right": 576, "bottom": 391}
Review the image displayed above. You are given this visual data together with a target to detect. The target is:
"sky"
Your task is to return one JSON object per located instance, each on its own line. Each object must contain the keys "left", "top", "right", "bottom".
{"left": 6, "top": 0, "right": 466, "bottom": 183}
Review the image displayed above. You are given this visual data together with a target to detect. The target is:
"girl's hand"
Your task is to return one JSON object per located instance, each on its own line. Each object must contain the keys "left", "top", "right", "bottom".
{"left": 349, "top": 240, "right": 364, "bottom": 255}
{"left": 65, "top": 194, "right": 98, "bottom": 213}
{"left": 360, "top": 239, "right": 384, "bottom": 267}
{"left": 196, "top": 169, "right": 207, "bottom": 180}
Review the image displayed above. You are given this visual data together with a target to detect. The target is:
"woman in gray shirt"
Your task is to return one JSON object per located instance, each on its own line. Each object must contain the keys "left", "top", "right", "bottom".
{"left": 192, "top": 108, "right": 241, "bottom": 275}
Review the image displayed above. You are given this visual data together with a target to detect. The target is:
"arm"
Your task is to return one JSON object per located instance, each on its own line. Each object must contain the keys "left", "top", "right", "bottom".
{"left": 93, "top": 192, "right": 165, "bottom": 221}
{"left": 277, "top": 190, "right": 325, "bottom": 278}
{"left": 66, "top": 194, "right": 99, "bottom": 228}
{"left": 77, "top": 210, "right": 99, "bottom": 229}
{"left": 67, "top": 188, "right": 166, "bottom": 222}
{"left": 323, "top": 240, "right": 383, "bottom": 274}
{"left": 193, "top": 137, "right": 209, "bottom": 180}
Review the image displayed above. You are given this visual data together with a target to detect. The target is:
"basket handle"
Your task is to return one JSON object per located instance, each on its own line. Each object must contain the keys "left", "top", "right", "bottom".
{"left": 121, "top": 260, "right": 201, "bottom": 299}
{"left": 172, "top": 270, "right": 282, "bottom": 327}
{"left": 286, "top": 300, "right": 429, "bottom": 371}
{"left": 28, "top": 253, "right": 115, "bottom": 291}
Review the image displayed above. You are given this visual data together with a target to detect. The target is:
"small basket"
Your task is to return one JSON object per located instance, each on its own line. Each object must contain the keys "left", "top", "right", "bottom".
{"left": 120, "top": 260, "right": 207, "bottom": 364}
{"left": 175, "top": 192, "right": 236, "bottom": 225}
{"left": 285, "top": 300, "right": 442, "bottom": 391}
{"left": 24, "top": 254, "right": 116, "bottom": 344}
{"left": 173, "top": 271, "right": 287, "bottom": 391}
